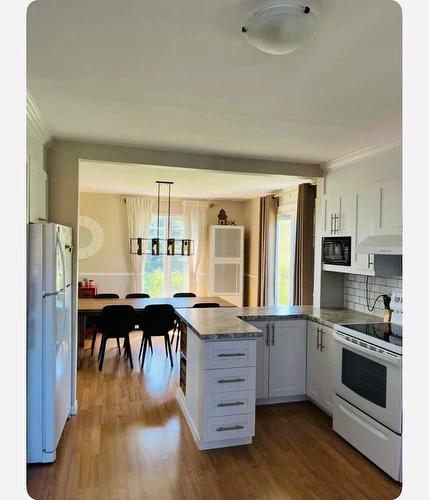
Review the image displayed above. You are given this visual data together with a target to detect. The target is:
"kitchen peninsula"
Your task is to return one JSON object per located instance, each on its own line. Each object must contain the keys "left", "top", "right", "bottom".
{"left": 176, "top": 305, "right": 380, "bottom": 451}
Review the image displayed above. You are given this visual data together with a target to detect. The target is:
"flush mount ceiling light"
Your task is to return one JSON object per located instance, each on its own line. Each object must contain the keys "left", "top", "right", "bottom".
{"left": 241, "top": 3, "right": 318, "bottom": 55}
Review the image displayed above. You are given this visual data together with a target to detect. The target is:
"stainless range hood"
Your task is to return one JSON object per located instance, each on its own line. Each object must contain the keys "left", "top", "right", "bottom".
{"left": 356, "top": 234, "right": 402, "bottom": 255}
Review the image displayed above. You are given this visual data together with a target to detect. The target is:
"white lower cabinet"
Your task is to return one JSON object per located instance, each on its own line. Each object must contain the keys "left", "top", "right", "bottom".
{"left": 251, "top": 320, "right": 307, "bottom": 403}
{"left": 177, "top": 329, "right": 258, "bottom": 450}
{"left": 306, "top": 321, "right": 334, "bottom": 414}
{"left": 269, "top": 321, "right": 307, "bottom": 398}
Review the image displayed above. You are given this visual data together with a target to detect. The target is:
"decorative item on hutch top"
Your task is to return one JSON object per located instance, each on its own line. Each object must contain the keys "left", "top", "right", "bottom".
{"left": 129, "top": 181, "right": 194, "bottom": 257}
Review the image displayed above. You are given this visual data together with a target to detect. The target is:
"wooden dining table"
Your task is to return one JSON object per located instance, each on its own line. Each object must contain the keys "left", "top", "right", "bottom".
{"left": 77, "top": 296, "right": 235, "bottom": 367}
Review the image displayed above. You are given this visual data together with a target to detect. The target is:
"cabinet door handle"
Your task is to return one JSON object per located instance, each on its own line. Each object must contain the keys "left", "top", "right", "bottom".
{"left": 320, "top": 329, "right": 325, "bottom": 351}
{"left": 266, "top": 324, "right": 270, "bottom": 346}
{"left": 271, "top": 323, "right": 275, "bottom": 345}
{"left": 330, "top": 214, "right": 334, "bottom": 234}
{"left": 217, "top": 378, "right": 245, "bottom": 384}
{"left": 316, "top": 327, "right": 321, "bottom": 351}
{"left": 217, "top": 401, "right": 245, "bottom": 408}
{"left": 217, "top": 353, "right": 246, "bottom": 358}
{"left": 332, "top": 213, "right": 339, "bottom": 234}
{"left": 216, "top": 425, "right": 244, "bottom": 432}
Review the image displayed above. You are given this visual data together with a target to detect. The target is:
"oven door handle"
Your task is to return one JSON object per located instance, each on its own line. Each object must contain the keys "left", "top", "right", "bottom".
{"left": 333, "top": 332, "right": 402, "bottom": 367}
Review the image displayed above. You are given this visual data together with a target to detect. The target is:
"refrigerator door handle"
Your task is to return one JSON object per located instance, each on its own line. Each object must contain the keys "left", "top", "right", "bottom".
{"left": 43, "top": 290, "right": 63, "bottom": 297}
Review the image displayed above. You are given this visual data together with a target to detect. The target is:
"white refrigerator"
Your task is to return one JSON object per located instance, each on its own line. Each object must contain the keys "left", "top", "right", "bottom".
{"left": 27, "top": 223, "right": 73, "bottom": 463}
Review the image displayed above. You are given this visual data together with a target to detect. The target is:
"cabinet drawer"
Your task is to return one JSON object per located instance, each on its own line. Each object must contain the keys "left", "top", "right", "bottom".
{"left": 203, "top": 413, "right": 255, "bottom": 442}
{"left": 204, "top": 390, "right": 255, "bottom": 418}
{"left": 205, "top": 367, "right": 256, "bottom": 394}
{"left": 205, "top": 339, "right": 256, "bottom": 369}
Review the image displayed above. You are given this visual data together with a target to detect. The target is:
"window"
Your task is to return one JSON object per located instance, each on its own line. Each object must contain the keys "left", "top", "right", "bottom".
{"left": 143, "top": 214, "right": 189, "bottom": 297}
{"left": 275, "top": 214, "right": 296, "bottom": 306}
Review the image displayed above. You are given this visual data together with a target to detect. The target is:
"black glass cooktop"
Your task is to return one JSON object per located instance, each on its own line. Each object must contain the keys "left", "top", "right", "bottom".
{"left": 341, "top": 322, "right": 402, "bottom": 347}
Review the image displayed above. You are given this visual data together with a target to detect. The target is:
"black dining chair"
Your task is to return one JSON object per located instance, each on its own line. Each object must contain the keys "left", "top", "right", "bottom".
{"left": 138, "top": 304, "right": 176, "bottom": 368}
{"left": 90, "top": 293, "right": 120, "bottom": 356}
{"left": 192, "top": 303, "right": 221, "bottom": 308}
{"left": 124, "top": 293, "right": 153, "bottom": 352}
{"left": 171, "top": 293, "right": 196, "bottom": 350}
{"left": 97, "top": 305, "right": 135, "bottom": 371}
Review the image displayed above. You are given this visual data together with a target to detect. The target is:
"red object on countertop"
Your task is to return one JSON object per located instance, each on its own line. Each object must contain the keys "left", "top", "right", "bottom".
{"left": 78, "top": 286, "right": 98, "bottom": 298}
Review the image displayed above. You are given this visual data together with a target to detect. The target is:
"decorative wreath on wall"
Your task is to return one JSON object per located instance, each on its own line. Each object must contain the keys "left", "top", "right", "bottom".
{"left": 78, "top": 216, "right": 104, "bottom": 259}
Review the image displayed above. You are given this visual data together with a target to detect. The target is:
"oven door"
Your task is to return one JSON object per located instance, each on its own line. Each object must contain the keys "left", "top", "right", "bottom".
{"left": 333, "top": 331, "right": 402, "bottom": 433}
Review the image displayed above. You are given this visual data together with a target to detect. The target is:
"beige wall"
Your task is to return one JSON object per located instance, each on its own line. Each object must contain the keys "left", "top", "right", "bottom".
{"left": 78, "top": 192, "right": 252, "bottom": 298}
{"left": 79, "top": 193, "right": 130, "bottom": 273}
{"left": 242, "top": 198, "right": 260, "bottom": 307}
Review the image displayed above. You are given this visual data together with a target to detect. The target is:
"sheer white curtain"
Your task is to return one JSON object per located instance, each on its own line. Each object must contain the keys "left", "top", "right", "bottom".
{"left": 182, "top": 200, "right": 210, "bottom": 296}
{"left": 126, "top": 196, "right": 153, "bottom": 292}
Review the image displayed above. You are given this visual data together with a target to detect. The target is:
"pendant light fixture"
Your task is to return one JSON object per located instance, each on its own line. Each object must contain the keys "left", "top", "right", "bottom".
{"left": 129, "top": 181, "right": 194, "bottom": 257}
{"left": 241, "top": 3, "right": 318, "bottom": 55}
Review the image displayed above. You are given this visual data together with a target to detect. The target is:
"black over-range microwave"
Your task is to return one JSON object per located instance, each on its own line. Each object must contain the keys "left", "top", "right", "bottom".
{"left": 322, "top": 236, "right": 352, "bottom": 266}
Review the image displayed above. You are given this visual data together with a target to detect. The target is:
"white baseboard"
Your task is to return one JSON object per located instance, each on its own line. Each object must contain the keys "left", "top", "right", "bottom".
{"left": 70, "top": 400, "right": 78, "bottom": 416}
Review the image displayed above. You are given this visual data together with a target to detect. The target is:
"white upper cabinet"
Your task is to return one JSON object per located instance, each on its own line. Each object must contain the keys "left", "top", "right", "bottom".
{"left": 28, "top": 157, "right": 48, "bottom": 223}
{"left": 320, "top": 175, "right": 402, "bottom": 275}
{"left": 353, "top": 187, "right": 377, "bottom": 275}
{"left": 322, "top": 190, "right": 354, "bottom": 236}
{"left": 374, "top": 177, "right": 402, "bottom": 235}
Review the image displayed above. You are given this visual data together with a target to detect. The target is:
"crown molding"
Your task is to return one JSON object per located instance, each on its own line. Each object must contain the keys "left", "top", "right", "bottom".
{"left": 322, "top": 136, "right": 402, "bottom": 172}
{"left": 26, "top": 91, "right": 53, "bottom": 145}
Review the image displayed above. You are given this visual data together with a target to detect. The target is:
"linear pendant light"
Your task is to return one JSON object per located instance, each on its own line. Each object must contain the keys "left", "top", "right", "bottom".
{"left": 129, "top": 181, "right": 194, "bottom": 257}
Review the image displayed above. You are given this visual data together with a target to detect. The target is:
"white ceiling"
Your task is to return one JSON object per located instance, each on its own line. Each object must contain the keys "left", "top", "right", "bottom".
{"left": 79, "top": 160, "right": 310, "bottom": 199}
{"left": 28, "top": 0, "right": 401, "bottom": 163}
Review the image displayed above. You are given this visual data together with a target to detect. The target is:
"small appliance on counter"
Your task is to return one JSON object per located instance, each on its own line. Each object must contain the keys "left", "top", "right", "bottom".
{"left": 332, "top": 291, "right": 403, "bottom": 481}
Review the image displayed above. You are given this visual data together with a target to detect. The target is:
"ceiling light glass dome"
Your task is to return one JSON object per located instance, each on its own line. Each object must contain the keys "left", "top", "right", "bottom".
{"left": 242, "top": 3, "right": 318, "bottom": 55}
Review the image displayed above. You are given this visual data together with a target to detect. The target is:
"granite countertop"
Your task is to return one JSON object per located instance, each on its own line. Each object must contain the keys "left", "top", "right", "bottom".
{"left": 177, "top": 306, "right": 383, "bottom": 340}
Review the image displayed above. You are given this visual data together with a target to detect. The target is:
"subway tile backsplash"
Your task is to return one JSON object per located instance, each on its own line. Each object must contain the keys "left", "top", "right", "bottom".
{"left": 344, "top": 274, "right": 402, "bottom": 318}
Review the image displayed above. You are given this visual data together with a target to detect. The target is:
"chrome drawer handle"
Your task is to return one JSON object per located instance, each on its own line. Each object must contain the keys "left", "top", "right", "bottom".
{"left": 217, "top": 353, "right": 246, "bottom": 358}
{"left": 216, "top": 425, "right": 245, "bottom": 432}
{"left": 217, "top": 401, "right": 245, "bottom": 408}
{"left": 217, "top": 378, "right": 245, "bottom": 384}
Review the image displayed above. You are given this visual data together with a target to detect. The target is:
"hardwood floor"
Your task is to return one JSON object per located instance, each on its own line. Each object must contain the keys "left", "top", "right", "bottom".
{"left": 27, "top": 332, "right": 401, "bottom": 500}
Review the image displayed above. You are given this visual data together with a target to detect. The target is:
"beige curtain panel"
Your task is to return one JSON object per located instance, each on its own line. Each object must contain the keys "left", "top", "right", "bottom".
{"left": 125, "top": 196, "right": 154, "bottom": 292}
{"left": 257, "top": 195, "right": 278, "bottom": 307}
{"left": 293, "top": 183, "right": 316, "bottom": 305}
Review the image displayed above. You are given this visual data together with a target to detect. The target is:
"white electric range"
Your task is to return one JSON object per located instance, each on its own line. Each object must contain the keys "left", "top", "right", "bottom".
{"left": 332, "top": 292, "right": 403, "bottom": 481}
